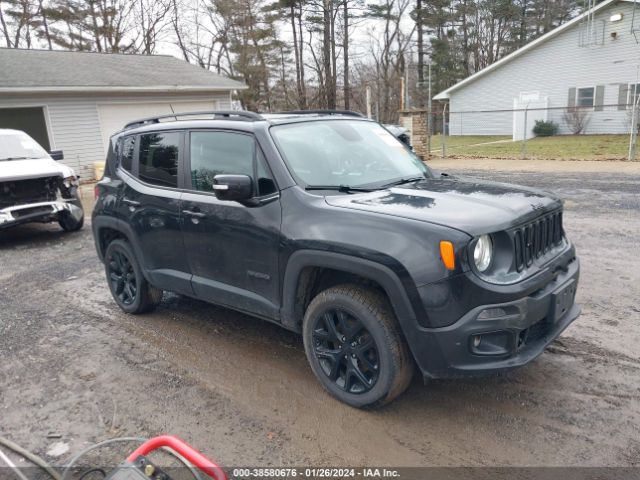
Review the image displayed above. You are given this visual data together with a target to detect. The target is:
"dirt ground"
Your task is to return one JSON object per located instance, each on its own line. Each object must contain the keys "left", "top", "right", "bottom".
{"left": 1, "top": 159, "right": 639, "bottom": 472}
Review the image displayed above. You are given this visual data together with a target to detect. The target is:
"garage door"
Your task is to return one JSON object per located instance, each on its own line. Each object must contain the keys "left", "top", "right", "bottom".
{"left": 97, "top": 101, "right": 216, "bottom": 150}
{"left": 0, "top": 107, "right": 50, "bottom": 151}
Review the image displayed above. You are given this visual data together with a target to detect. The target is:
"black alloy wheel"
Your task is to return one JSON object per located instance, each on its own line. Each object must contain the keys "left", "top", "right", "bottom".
{"left": 107, "top": 249, "right": 137, "bottom": 306}
{"left": 312, "top": 308, "right": 380, "bottom": 394}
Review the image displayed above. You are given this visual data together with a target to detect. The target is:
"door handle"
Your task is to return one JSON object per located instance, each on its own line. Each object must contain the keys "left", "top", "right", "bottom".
{"left": 182, "top": 209, "right": 206, "bottom": 218}
{"left": 123, "top": 198, "right": 141, "bottom": 207}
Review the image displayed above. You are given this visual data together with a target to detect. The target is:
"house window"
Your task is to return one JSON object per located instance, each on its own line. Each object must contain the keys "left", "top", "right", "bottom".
{"left": 628, "top": 83, "right": 640, "bottom": 107}
{"left": 576, "top": 87, "right": 595, "bottom": 107}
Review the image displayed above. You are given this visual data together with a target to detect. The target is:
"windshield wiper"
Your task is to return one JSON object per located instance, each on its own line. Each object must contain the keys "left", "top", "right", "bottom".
{"left": 305, "top": 184, "right": 377, "bottom": 193}
{"left": 0, "top": 156, "right": 30, "bottom": 161}
{"left": 378, "top": 176, "right": 426, "bottom": 189}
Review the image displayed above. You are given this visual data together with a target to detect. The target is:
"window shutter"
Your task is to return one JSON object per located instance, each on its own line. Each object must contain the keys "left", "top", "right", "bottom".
{"left": 618, "top": 83, "right": 630, "bottom": 110}
{"left": 594, "top": 85, "right": 605, "bottom": 111}
{"left": 567, "top": 87, "right": 576, "bottom": 108}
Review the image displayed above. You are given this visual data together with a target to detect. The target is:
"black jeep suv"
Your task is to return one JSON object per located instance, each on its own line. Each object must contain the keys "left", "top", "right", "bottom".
{"left": 92, "top": 110, "right": 580, "bottom": 408}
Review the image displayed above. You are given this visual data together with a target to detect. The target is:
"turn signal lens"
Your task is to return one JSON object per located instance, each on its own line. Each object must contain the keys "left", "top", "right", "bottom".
{"left": 439, "top": 241, "right": 456, "bottom": 270}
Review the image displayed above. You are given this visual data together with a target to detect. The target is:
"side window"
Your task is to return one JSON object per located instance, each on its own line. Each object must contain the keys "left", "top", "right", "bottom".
{"left": 256, "top": 148, "right": 277, "bottom": 196}
{"left": 120, "top": 136, "right": 135, "bottom": 172}
{"left": 190, "top": 131, "right": 254, "bottom": 192}
{"left": 139, "top": 132, "right": 180, "bottom": 188}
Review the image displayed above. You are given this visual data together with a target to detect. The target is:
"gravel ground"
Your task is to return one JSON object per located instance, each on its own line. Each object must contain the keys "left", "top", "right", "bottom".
{"left": 1, "top": 162, "right": 639, "bottom": 472}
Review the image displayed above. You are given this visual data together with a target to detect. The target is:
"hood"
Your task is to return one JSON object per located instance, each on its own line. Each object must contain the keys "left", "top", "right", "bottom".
{"left": 0, "top": 157, "right": 75, "bottom": 182}
{"left": 324, "top": 176, "right": 562, "bottom": 236}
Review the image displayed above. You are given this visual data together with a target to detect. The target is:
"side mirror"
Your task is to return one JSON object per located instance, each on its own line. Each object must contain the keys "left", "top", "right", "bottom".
{"left": 212, "top": 174, "right": 253, "bottom": 202}
{"left": 49, "top": 150, "right": 64, "bottom": 161}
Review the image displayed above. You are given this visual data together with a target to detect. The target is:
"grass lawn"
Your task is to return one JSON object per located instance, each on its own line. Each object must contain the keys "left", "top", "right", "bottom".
{"left": 427, "top": 134, "right": 631, "bottom": 160}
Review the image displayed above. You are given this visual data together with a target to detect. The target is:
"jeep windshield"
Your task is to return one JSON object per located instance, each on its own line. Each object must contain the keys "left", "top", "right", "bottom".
{"left": 270, "top": 120, "right": 432, "bottom": 189}
{"left": 0, "top": 131, "right": 48, "bottom": 161}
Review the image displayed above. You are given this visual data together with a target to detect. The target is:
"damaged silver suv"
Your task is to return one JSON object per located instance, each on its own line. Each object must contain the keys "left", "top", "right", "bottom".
{"left": 0, "top": 129, "right": 84, "bottom": 231}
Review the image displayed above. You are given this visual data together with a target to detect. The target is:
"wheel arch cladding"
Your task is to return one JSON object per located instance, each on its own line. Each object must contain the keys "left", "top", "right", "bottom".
{"left": 281, "top": 250, "right": 425, "bottom": 334}
{"left": 92, "top": 216, "right": 148, "bottom": 278}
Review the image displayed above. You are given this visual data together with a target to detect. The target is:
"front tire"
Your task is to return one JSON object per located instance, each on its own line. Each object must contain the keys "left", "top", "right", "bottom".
{"left": 58, "top": 202, "right": 84, "bottom": 232}
{"left": 104, "top": 239, "right": 162, "bottom": 314}
{"left": 302, "top": 284, "right": 414, "bottom": 408}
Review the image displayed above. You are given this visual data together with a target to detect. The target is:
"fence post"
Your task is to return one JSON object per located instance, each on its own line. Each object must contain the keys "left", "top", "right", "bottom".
{"left": 442, "top": 103, "right": 447, "bottom": 159}
{"left": 629, "top": 96, "right": 639, "bottom": 161}
{"left": 521, "top": 104, "right": 529, "bottom": 160}
{"left": 426, "top": 110, "right": 431, "bottom": 160}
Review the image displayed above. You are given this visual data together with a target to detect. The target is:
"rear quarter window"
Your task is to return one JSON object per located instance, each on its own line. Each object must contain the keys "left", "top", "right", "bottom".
{"left": 120, "top": 136, "right": 135, "bottom": 172}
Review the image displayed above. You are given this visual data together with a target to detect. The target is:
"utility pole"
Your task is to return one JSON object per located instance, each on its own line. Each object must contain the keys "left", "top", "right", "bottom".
{"left": 404, "top": 63, "right": 410, "bottom": 110}
{"left": 427, "top": 63, "right": 432, "bottom": 158}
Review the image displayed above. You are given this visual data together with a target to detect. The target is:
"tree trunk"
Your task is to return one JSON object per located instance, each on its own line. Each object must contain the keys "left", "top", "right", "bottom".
{"left": 0, "top": 2, "right": 12, "bottom": 47}
{"left": 88, "top": 0, "right": 103, "bottom": 52}
{"left": 37, "top": 0, "right": 52, "bottom": 49}
{"left": 330, "top": 3, "right": 337, "bottom": 107}
{"left": 461, "top": 0, "right": 470, "bottom": 75}
{"left": 323, "top": 0, "right": 335, "bottom": 109}
{"left": 290, "top": 3, "right": 303, "bottom": 108}
{"left": 416, "top": 0, "right": 424, "bottom": 106}
{"left": 343, "top": 0, "right": 349, "bottom": 109}
{"left": 297, "top": 2, "right": 307, "bottom": 108}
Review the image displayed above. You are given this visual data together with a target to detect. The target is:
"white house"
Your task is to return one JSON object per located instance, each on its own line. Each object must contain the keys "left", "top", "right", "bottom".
{"left": 434, "top": 0, "right": 640, "bottom": 138}
{"left": 0, "top": 49, "right": 246, "bottom": 178}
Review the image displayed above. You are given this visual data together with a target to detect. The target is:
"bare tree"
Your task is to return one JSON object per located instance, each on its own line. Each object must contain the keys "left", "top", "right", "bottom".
{"left": 0, "top": 0, "right": 40, "bottom": 48}
{"left": 366, "top": 0, "right": 415, "bottom": 122}
{"left": 563, "top": 107, "right": 591, "bottom": 135}
{"left": 134, "top": 0, "right": 173, "bottom": 54}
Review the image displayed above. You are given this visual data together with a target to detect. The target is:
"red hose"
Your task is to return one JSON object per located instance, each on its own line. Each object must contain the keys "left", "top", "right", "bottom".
{"left": 127, "top": 436, "right": 226, "bottom": 480}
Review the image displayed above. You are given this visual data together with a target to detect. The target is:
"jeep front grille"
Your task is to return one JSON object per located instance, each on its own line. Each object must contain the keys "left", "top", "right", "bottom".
{"left": 513, "top": 210, "right": 563, "bottom": 272}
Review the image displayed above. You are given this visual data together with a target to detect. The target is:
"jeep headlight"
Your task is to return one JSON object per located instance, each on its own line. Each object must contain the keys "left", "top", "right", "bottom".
{"left": 473, "top": 234, "right": 493, "bottom": 272}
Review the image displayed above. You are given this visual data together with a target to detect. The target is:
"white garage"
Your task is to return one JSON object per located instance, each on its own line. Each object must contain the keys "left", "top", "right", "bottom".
{"left": 0, "top": 48, "right": 246, "bottom": 179}
{"left": 96, "top": 100, "right": 218, "bottom": 151}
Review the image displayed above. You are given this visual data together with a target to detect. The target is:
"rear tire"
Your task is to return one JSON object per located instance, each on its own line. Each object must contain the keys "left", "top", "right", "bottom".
{"left": 302, "top": 284, "right": 414, "bottom": 408}
{"left": 104, "top": 239, "right": 162, "bottom": 314}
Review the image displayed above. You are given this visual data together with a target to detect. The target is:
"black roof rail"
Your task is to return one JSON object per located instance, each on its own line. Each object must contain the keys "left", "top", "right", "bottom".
{"left": 275, "top": 109, "right": 365, "bottom": 118}
{"left": 123, "top": 110, "right": 263, "bottom": 130}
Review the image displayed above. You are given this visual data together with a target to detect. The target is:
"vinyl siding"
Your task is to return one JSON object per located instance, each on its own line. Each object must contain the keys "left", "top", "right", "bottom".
{"left": 446, "top": 0, "right": 639, "bottom": 136}
{"left": 0, "top": 91, "right": 232, "bottom": 178}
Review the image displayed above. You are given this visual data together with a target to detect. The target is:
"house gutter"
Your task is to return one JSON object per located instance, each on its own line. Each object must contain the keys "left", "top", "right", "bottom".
{"left": 0, "top": 85, "right": 248, "bottom": 94}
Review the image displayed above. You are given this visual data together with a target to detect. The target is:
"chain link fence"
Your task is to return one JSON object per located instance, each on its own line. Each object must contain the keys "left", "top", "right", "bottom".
{"left": 401, "top": 103, "right": 640, "bottom": 161}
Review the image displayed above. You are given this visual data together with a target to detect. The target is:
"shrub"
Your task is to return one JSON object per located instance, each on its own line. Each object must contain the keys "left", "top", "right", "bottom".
{"left": 533, "top": 120, "right": 559, "bottom": 137}
{"left": 562, "top": 107, "right": 590, "bottom": 135}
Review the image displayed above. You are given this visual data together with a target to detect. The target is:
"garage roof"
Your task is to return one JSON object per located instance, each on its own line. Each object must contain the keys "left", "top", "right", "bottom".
{"left": 0, "top": 48, "right": 247, "bottom": 93}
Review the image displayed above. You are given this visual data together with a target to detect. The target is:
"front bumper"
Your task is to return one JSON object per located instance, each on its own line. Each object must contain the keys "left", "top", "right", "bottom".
{"left": 410, "top": 252, "right": 580, "bottom": 379}
{"left": 0, "top": 200, "right": 83, "bottom": 229}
